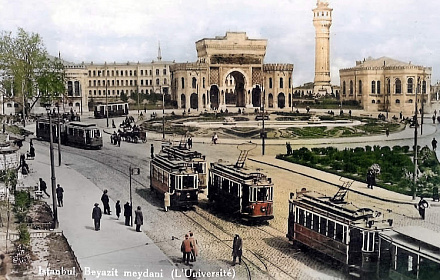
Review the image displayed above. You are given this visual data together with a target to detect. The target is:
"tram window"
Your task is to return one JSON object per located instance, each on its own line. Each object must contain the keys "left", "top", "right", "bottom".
{"left": 257, "top": 188, "right": 268, "bottom": 201}
{"left": 363, "top": 231, "right": 375, "bottom": 252}
{"left": 94, "top": 129, "right": 101, "bottom": 137}
{"left": 328, "top": 221, "right": 335, "bottom": 238}
{"left": 319, "top": 217, "right": 327, "bottom": 235}
{"left": 396, "top": 249, "right": 417, "bottom": 276}
{"left": 305, "top": 212, "right": 312, "bottom": 229}
{"left": 170, "top": 175, "right": 175, "bottom": 192}
{"left": 182, "top": 175, "right": 194, "bottom": 189}
{"left": 298, "top": 209, "right": 305, "bottom": 225}
{"left": 335, "top": 223, "right": 343, "bottom": 242}
{"left": 222, "top": 179, "right": 229, "bottom": 192}
{"left": 312, "top": 214, "right": 319, "bottom": 232}
{"left": 230, "top": 182, "right": 239, "bottom": 197}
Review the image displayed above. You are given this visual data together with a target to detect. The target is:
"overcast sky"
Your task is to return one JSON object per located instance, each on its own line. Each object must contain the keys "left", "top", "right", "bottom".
{"left": 1, "top": 0, "right": 439, "bottom": 86}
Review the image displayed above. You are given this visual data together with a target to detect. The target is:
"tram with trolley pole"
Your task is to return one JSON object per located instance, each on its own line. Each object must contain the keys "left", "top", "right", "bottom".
{"left": 286, "top": 179, "right": 393, "bottom": 278}
{"left": 36, "top": 118, "right": 103, "bottom": 149}
{"left": 94, "top": 102, "right": 129, "bottom": 118}
{"left": 208, "top": 142, "right": 274, "bottom": 221}
{"left": 149, "top": 152, "right": 199, "bottom": 209}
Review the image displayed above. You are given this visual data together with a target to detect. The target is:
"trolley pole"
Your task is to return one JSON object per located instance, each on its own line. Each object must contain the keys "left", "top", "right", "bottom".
{"left": 47, "top": 108, "right": 58, "bottom": 228}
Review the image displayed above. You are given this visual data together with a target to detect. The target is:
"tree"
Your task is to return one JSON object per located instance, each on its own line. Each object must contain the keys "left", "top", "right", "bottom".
{"left": 0, "top": 28, "right": 65, "bottom": 119}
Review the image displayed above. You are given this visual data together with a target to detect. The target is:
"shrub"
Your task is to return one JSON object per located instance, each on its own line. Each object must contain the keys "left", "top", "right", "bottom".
{"left": 17, "top": 224, "right": 30, "bottom": 245}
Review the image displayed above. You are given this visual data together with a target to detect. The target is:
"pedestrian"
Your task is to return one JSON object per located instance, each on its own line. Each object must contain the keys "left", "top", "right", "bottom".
{"left": 134, "top": 206, "right": 143, "bottom": 232}
{"left": 92, "top": 203, "right": 102, "bottom": 231}
{"left": 187, "top": 136, "right": 193, "bottom": 149}
{"left": 27, "top": 143, "right": 35, "bottom": 159}
{"left": 432, "top": 137, "right": 437, "bottom": 151}
{"left": 286, "top": 142, "right": 292, "bottom": 155}
{"left": 115, "top": 200, "right": 121, "bottom": 219}
{"left": 117, "top": 134, "right": 121, "bottom": 147}
{"left": 56, "top": 184, "right": 64, "bottom": 207}
{"left": 213, "top": 133, "right": 218, "bottom": 145}
{"left": 433, "top": 115, "right": 436, "bottom": 124}
{"left": 164, "top": 192, "right": 170, "bottom": 212}
{"left": 101, "top": 189, "right": 111, "bottom": 215}
{"left": 232, "top": 234, "right": 242, "bottom": 266}
{"left": 124, "top": 202, "right": 132, "bottom": 226}
{"left": 181, "top": 234, "right": 193, "bottom": 265}
{"left": 189, "top": 231, "right": 198, "bottom": 262}
{"left": 112, "top": 119, "right": 116, "bottom": 128}
{"left": 366, "top": 169, "right": 375, "bottom": 189}
{"left": 385, "top": 128, "right": 389, "bottom": 137}
{"left": 39, "top": 178, "right": 50, "bottom": 198}
{"left": 417, "top": 197, "right": 429, "bottom": 220}
{"left": 150, "top": 144, "right": 154, "bottom": 159}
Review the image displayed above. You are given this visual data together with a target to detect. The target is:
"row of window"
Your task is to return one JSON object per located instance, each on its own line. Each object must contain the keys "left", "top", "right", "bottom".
{"left": 89, "top": 89, "right": 154, "bottom": 96}
{"left": 88, "top": 78, "right": 168, "bottom": 87}
{"left": 88, "top": 68, "right": 167, "bottom": 77}
{"left": 342, "top": 78, "right": 428, "bottom": 95}
{"left": 176, "top": 77, "right": 292, "bottom": 90}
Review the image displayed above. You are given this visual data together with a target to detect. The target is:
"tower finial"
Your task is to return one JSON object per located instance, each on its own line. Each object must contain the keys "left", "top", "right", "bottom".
{"left": 157, "top": 41, "right": 162, "bottom": 61}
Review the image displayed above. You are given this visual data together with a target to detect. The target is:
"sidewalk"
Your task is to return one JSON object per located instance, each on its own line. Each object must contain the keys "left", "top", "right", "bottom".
{"left": 21, "top": 140, "right": 174, "bottom": 280}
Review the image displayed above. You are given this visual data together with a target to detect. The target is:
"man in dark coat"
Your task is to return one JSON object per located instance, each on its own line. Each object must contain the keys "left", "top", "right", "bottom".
{"left": 92, "top": 203, "right": 102, "bottom": 231}
{"left": 56, "top": 184, "right": 64, "bottom": 207}
{"left": 181, "top": 234, "right": 193, "bottom": 265}
{"left": 150, "top": 144, "right": 154, "bottom": 159}
{"left": 124, "top": 202, "right": 132, "bottom": 226}
{"left": 101, "top": 190, "right": 110, "bottom": 214}
{"left": 232, "top": 234, "right": 242, "bottom": 265}
{"left": 134, "top": 206, "right": 143, "bottom": 232}
{"left": 115, "top": 200, "right": 121, "bottom": 219}
{"left": 417, "top": 197, "right": 429, "bottom": 220}
{"left": 39, "top": 178, "right": 50, "bottom": 198}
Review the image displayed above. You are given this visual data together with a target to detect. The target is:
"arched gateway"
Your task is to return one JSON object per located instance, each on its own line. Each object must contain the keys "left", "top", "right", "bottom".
{"left": 170, "top": 32, "right": 293, "bottom": 110}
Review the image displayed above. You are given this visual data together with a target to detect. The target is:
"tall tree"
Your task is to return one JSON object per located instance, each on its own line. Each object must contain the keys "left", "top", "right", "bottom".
{"left": 0, "top": 28, "right": 65, "bottom": 120}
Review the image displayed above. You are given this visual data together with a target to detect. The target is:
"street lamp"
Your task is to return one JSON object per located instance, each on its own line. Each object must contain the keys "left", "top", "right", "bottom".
{"left": 161, "top": 85, "right": 165, "bottom": 140}
{"left": 129, "top": 166, "right": 140, "bottom": 227}
{"left": 46, "top": 105, "right": 59, "bottom": 228}
{"left": 57, "top": 104, "right": 61, "bottom": 166}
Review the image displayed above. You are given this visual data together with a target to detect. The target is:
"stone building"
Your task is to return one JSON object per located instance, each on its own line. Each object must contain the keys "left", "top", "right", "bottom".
{"left": 170, "top": 32, "right": 294, "bottom": 111}
{"left": 339, "top": 57, "right": 431, "bottom": 115}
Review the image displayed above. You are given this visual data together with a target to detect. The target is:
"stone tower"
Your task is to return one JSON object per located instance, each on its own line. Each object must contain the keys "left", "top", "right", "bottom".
{"left": 313, "top": 0, "right": 333, "bottom": 95}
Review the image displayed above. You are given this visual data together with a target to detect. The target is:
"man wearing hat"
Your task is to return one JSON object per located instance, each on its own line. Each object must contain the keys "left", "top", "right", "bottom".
{"left": 232, "top": 234, "right": 242, "bottom": 265}
{"left": 92, "top": 203, "right": 102, "bottom": 231}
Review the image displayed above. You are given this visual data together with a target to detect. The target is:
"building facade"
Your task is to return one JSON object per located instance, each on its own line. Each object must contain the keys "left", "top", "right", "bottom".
{"left": 62, "top": 59, "right": 173, "bottom": 113}
{"left": 170, "top": 32, "right": 294, "bottom": 111}
{"left": 339, "top": 57, "right": 431, "bottom": 115}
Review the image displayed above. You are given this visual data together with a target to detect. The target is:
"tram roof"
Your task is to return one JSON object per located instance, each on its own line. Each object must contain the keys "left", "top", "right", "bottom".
{"left": 152, "top": 154, "right": 199, "bottom": 173}
{"left": 161, "top": 146, "right": 205, "bottom": 161}
{"left": 380, "top": 226, "right": 440, "bottom": 261}
{"left": 66, "top": 121, "right": 98, "bottom": 128}
{"left": 210, "top": 162, "right": 272, "bottom": 185}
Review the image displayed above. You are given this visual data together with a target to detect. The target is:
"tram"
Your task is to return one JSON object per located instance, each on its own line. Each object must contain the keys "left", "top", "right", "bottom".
{"left": 160, "top": 144, "right": 208, "bottom": 190}
{"left": 208, "top": 142, "right": 274, "bottom": 221}
{"left": 286, "top": 185, "right": 393, "bottom": 278}
{"left": 94, "top": 102, "right": 129, "bottom": 118}
{"left": 149, "top": 153, "right": 199, "bottom": 209}
{"left": 36, "top": 118, "right": 103, "bottom": 149}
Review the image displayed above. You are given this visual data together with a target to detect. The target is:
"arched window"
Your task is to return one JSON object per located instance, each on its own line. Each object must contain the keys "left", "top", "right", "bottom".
{"left": 156, "top": 69, "right": 159, "bottom": 75}
{"left": 156, "top": 79, "right": 160, "bottom": 86}
{"left": 396, "top": 99, "right": 400, "bottom": 104}
{"left": 359, "top": 80, "right": 362, "bottom": 95}
{"left": 192, "top": 77, "right": 197, "bottom": 89}
{"left": 269, "top": 78, "right": 273, "bottom": 89}
{"left": 377, "top": 81, "right": 381, "bottom": 94}
{"left": 408, "top": 99, "right": 413, "bottom": 103}
{"left": 376, "top": 100, "right": 381, "bottom": 104}
{"left": 371, "top": 81, "right": 376, "bottom": 94}
{"left": 280, "top": 78, "right": 284, "bottom": 89}
{"left": 372, "top": 100, "right": 376, "bottom": 104}
{"left": 395, "top": 79, "right": 402, "bottom": 94}
{"left": 422, "top": 81, "right": 427, "bottom": 94}
{"left": 343, "top": 81, "right": 346, "bottom": 95}
{"left": 349, "top": 80, "right": 353, "bottom": 95}
{"left": 67, "top": 81, "right": 73, "bottom": 96}
{"left": 164, "top": 78, "right": 167, "bottom": 85}
{"left": 407, "top": 78, "right": 413, "bottom": 93}
{"left": 386, "top": 78, "right": 391, "bottom": 94}
{"left": 129, "top": 70, "right": 132, "bottom": 76}
{"left": 181, "top": 77, "right": 185, "bottom": 89}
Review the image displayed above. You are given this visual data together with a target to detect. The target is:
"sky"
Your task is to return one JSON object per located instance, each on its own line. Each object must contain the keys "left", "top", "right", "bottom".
{"left": 1, "top": 0, "right": 439, "bottom": 86}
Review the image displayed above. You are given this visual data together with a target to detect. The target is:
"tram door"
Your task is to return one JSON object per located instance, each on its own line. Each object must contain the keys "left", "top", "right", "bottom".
{"left": 348, "top": 228, "right": 362, "bottom": 266}
{"left": 241, "top": 186, "right": 249, "bottom": 214}
{"left": 85, "top": 130, "right": 91, "bottom": 144}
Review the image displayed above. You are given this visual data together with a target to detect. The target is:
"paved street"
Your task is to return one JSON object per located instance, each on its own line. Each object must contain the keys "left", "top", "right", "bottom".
{"left": 18, "top": 109, "right": 440, "bottom": 280}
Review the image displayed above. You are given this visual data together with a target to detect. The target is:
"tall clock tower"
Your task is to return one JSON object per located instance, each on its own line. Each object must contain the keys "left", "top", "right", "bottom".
{"left": 313, "top": 0, "right": 333, "bottom": 95}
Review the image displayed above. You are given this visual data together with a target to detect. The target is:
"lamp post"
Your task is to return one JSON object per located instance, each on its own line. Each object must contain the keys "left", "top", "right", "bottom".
{"left": 105, "top": 66, "right": 109, "bottom": 128}
{"left": 57, "top": 104, "right": 61, "bottom": 166}
{"left": 261, "top": 86, "right": 266, "bottom": 156}
{"left": 161, "top": 85, "right": 165, "bottom": 140}
{"left": 46, "top": 106, "right": 59, "bottom": 228}
{"left": 129, "top": 166, "right": 140, "bottom": 227}
{"left": 413, "top": 78, "right": 420, "bottom": 201}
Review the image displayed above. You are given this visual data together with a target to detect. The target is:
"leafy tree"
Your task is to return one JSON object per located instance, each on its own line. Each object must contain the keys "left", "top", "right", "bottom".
{"left": 0, "top": 28, "right": 65, "bottom": 118}
{"left": 120, "top": 91, "right": 129, "bottom": 102}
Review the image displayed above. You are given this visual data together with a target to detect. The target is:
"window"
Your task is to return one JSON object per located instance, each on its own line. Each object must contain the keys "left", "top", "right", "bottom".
{"left": 192, "top": 77, "right": 197, "bottom": 89}
{"left": 407, "top": 78, "right": 413, "bottom": 93}
{"left": 129, "top": 70, "right": 132, "bottom": 76}
{"left": 140, "top": 70, "right": 143, "bottom": 75}
{"left": 377, "top": 81, "right": 381, "bottom": 94}
{"left": 395, "top": 79, "right": 402, "bottom": 94}
{"left": 422, "top": 80, "right": 427, "bottom": 94}
{"left": 141, "top": 80, "right": 144, "bottom": 86}
{"left": 387, "top": 78, "right": 391, "bottom": 94}
{"left": 319, "top": 217, "right": 327, "bottom": 235}
{"left": 349, "top": 80, "right": 353, "bottom": 95}
{"left": 396, "top": 99, "right": 400, "bottom": 104}
{"left": 343, "top": 81, "right": 346, "bottom": 95}
{"left": 156, "top": 69, "right": 159, "bottom": 75}
{"left": 150, "top": 70, "right": 152, "bottom": 75}
{"left": 328, "top": 220, "right": 335, "bottom": 238}
{"left": 181, "top": 77, "right": 185, "bottom": 89}
{"left": 371, "top": 81, "right": 376, "bottom": 94}
{"left": 312, "top": 214, "right": 319, "bottom": 232}
{"left": 164, "top": 78, "right": 167, "bottom": 85}
{"left": 269, "top": 78, "right": 273, "bottom": 88}
{"left": 163, "top": 69, "right": 166, "bottom": 75}
{"left": 156, "top": 78, "right": 160, "bottom": 85}
{"left": 298, "top": 209, "right": 305, "bottom": 225}
{"left": 280, "top": 78, "right": 284, "bottom": 89}
{"left": 359, "top": 80, "right": 363, "bottom": 95}
{"left": 203, "top": 77, "right": 206, "bottom": 88}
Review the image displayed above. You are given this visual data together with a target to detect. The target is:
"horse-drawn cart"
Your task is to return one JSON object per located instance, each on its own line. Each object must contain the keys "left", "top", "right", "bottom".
{"left": 119, "top": 128, "right": 147, "bottom": 143}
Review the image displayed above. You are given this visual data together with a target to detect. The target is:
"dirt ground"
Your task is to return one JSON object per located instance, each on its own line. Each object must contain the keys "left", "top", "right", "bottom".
{"left": 0, "top": 200, "right": 81, "bottom": 279}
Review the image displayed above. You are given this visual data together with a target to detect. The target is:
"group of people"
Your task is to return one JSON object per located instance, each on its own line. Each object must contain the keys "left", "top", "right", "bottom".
{"left": 180, "top": 231, "right": 199, "bottom": 265}
{"left": 92, "top": 189, "right": 143, "bottom": 232}
{"left": 37, "top": 178, "right": 64, "bottom": 207}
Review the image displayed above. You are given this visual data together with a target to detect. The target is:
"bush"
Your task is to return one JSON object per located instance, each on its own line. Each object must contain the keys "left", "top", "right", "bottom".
{"left": 17, "top": 224, "right": 30, "bottom": 245}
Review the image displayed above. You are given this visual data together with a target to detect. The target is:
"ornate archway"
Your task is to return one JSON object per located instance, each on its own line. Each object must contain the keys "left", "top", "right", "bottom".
{"left": 278, "top": 92, "right": 285, "bottom": 108}
{"left": 268, "top": 93, "right": 274, "bottom": 108}
{"left": 225, "top": 71, "right": 246, "bottom": 107}
{"left": 210, "top": 85, "right": 220, "bottom": 109}
{"left": 252, "top": 86, "right": 262, "bottom": 108}
{"left": 190, "top": 93, "right": 198, "bottom": 109}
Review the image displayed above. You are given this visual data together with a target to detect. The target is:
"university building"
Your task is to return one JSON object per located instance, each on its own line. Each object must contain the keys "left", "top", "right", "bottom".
{"left": 170, "top": 32, "right": 294, "bottom": 111}
{"left": 339, "top": 57, "right": 432, "bottom": 115}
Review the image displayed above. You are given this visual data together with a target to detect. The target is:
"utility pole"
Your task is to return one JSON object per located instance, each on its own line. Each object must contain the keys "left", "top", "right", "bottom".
{"left": 47, "top": 108, "right": 59, "bottom": 228}
{"left": 413, "top": 78, "right": 419, "bottom": 200}
{"left": 57, "top": 105, "right": 61, "bottom": 166}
